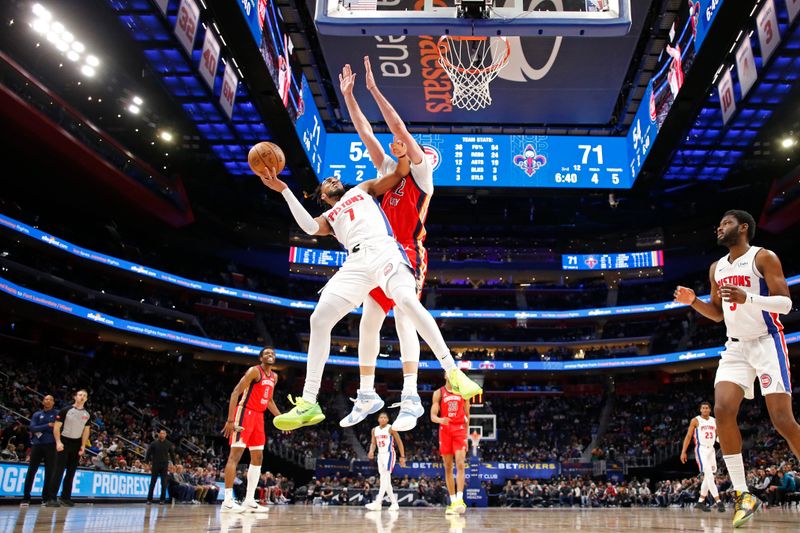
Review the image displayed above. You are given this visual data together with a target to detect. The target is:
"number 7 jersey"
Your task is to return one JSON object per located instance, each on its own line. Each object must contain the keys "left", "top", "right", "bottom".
{"left": 322, "top": 187, "right": 395, "bottom": 251}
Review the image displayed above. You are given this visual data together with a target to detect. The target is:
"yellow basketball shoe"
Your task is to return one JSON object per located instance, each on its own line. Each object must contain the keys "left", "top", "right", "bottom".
{"left": 447, "top": 368, "right": 483, "bottom": 401}
{"left": 273, "top": 396, "right": 325, "bottom": 431}
{"left": 445, "top": 500, "right": 460, "bottom": 515}
{"left": 732, "top": 491, "right": 761, "bottom": 528}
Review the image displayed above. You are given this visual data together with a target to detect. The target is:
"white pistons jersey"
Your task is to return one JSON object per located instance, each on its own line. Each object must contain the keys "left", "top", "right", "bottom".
{"left": 694, "top": 416, "right": 717, "bottom": 448}
{"left": 714, "top": 246, "right": 783, "bottom": 339}
{"left": 323, "top": 187, "right": 393, "bottom": 251}
{"left": 374, "top": 424, "right": 393, "bottom": 453}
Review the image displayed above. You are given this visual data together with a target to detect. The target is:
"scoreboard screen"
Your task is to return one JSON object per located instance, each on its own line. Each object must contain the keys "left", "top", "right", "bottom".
{"left": 289, "top": 246, "right": 346, "bottom": 267}
{"left": 323, "top": 133, "right": 632, "bottom": 189}
{"left": 562, "top": 250, "right": 664, "bottom": 271}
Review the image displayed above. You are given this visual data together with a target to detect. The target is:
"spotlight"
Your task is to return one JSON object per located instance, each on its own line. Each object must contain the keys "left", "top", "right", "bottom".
{"left": 80, "top": 64, "right": 95, "bottom": 77}
{"left": 128, "top": 104, "right": 140, "bottom": 114}
{"left": 32, "top": 19, "right": 49, "bottom": 33}
{"left": 86, "top": 55, "right": 99, "bottom": 67}
{"left": 66, "top": 50, "right": 79, "bottom": 61}
{"left": 781, "top": 137, "right": 797, "bottom": 148}
{"left": 32, "top": 4, "right": 51, "bottom": 20}
{"left": 46, "top": 31, "right": 58, "bottom": 43}
{"left": 159, "top": 130, "right": 174, "bottom": 142}
{"left": 61, "top": 31, "right": 73, "bottom": 43}
{"left": 132, "top": 96, "right": 143, "bottom": 105}
{"left": 51, "top": 21, "right": 64, "bottom": 34}
{"left": 55, "top": 40, "right": 68, "bottom": 52}
{"left": 71, "top": 41, "right": 84, "bottom": 53}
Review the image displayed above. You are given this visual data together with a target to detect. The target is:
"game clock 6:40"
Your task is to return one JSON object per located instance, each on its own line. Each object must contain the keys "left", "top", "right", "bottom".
{"left": 323, "top": 133, "right": 631, "bottom": 189}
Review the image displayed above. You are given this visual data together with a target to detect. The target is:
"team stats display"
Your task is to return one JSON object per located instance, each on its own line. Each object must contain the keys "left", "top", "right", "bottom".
{"left": 324, "top": 133, "right": 632, "bottom": 189}
{"left": 562, "top": 250, "right": 664, "bottom": 271}
{"left": 289, "top": 246, "right": 346, "bottom": 267}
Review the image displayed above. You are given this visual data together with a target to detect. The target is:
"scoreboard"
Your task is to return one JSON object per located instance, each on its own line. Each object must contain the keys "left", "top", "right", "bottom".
{"left": 562, "top": 250, "right": 664, "bottom": 271}
{"left": 323, "top": 133, "right": 632, "bottom": 189}
{"left": 289, "top": 246, "right": 346, "bottom": 267}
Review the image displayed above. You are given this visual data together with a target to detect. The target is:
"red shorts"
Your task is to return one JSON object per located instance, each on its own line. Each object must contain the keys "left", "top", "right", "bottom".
{"left": 369, "top": 243, "right": 427, "bottom": 314}
{"left": 230, "top": 407, "right": 266, "bottom": 449}
{"left": 439, "top": 425, "right": 468, "bottom": 456}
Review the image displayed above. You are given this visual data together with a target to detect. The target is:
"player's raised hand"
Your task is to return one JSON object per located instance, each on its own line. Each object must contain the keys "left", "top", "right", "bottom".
{"left": 364, "top": 56, "right": 377, "bottom": 91}
{"left": 258, "top": 166, "right": 287, "bottom": 193}
{"left": 673, "top": 286, "right": 696, "bottom": 305}
{"left": 719, "top": 286, "right": 747, "bottom": 304}
{"left": 339, "top": 64, "right": 356, "bottom": 96}
{"left": 389, "top": 138, "right": 407, "bottom": 159}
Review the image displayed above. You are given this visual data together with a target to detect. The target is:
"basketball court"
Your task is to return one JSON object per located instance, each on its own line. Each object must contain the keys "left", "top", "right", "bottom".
{"left": 2, "top": 505, "right": 799, "bottom": 532}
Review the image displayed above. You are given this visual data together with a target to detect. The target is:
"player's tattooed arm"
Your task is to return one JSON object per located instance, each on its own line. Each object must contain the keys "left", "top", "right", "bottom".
{"left": 674, "top": 262, "right": 724, "bottom": 322}
{"left": 359, "top": 139, "right": 409, "bottom": 197}
{"left": 222, "top": 367, "right": 258, "bottom": 438}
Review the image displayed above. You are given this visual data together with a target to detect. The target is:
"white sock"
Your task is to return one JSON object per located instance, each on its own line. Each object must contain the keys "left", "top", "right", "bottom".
{"left": 360, "top": 374, "right": 375, "bottom": 392}
{"left": 302, "top": 294, "right": 353, "bottom": 404}
{"left": 245, "top": 464, "right": 260, "bottom": 502}
{"left": 449, "top": 493, "right": 456, "bottom": 503}
{"left": 402, "top": 373, "right": 417, "bottom": 396}
{"left": 723, "top": 454, "right": 748, "bottom": 492}
{"left": 456, "top": 491, "right": 463, "bottom": 501}
{"left": 224, "top": 488, "right": 234, "bottom": 502}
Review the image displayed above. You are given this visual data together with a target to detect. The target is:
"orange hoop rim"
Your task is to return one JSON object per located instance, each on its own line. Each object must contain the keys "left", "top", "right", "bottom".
{"left": 437, "top": 35, "right": 511, "bottom": 75}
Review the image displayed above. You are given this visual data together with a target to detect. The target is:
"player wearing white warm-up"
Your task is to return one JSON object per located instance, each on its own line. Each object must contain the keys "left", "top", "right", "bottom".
{"left": 674, "top": 210, "right": 797, "bottom": 528}
{"left": 680, "top": 401, "right": 724, "bottom": 512}
{"left": 256, "top": 145, "right": 481, "bottom": 431}
{"left": 337, "top": 58, "right": 434, "bottom": 432}
{"left": 366, "top": 412, "right": 405, "bottom": 511}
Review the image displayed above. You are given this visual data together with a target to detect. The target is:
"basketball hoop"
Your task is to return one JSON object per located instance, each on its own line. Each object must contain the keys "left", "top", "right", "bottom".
{"left": 438, "top": 36, "right": 511, "bottom": 111}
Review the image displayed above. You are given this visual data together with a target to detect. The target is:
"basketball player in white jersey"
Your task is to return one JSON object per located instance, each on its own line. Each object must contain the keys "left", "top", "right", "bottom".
{"left": 337, "top": 59, "right": 434, "bottom": 432}
{"left": 366, "top": 412, "right": 405, "bottom": 511}
{"left": 674, "top": 210, "right": 797, "bottom": 528}
{"left": 680, "top": 401, "right": 725, "bottom": 512}
{"left": 257, "top": 150, "right": 482, "bottom": 431}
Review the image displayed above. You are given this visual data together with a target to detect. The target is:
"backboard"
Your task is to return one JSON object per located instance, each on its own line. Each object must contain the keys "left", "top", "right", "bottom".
{"left": 315, "top": 0, "right": 632, "bottom": 37}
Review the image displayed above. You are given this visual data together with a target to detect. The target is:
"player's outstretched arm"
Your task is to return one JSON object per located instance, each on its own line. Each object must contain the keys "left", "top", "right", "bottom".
{"left": 673, "top": 262, "right": 724, "bottom": 322}
{"left": 222, "top": 367, "right": 258, "bottom": 439}
{"left": 364, "top": 56, "right": 425, "bottom": 165}
{"left": 258, "top": 166, "right": 332, "bottom": 236}
{"left": 390, "top": 428, "right": 407, "bottom": 467}
{"left": 359, "top": 139, "right": 410, "bottom": 197}
{"left": 680, "top": 418, "right": 698, "bottom": 464}
{"left": 340, "top": 64, "right": 386, "bottom": 169}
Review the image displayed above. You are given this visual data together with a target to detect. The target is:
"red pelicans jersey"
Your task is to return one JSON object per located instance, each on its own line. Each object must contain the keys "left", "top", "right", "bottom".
{"left": 378, "top": 156, "right": 433, "bottom": 275}
{"left": 242, "top": 367, "right": 276, "bottom": 413}
{"left": 714, "top": 246, "right": 783, "bottom": 339}
{"left": 439, "top": 387, "right": 467, "bottom": 430}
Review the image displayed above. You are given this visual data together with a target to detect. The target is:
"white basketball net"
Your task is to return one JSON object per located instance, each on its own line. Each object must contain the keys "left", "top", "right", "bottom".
{"left": 438, "top": 36, "right": 511, "bottom": 111}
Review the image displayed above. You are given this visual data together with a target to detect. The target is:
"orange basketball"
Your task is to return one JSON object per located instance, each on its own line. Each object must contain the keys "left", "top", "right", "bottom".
{"left": 248, "top": 141, "right": 286, "bottom": 176}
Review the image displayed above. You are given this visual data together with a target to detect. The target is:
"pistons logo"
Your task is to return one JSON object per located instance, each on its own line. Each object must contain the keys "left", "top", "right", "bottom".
{"left": 760, "top": 374, "right": 772, "bottom": 388}
{"left": 383, "top": 263, "right": 393, "bottom": 276}
{"left": 423, "top": 146, "right": 441, "bottom": 171}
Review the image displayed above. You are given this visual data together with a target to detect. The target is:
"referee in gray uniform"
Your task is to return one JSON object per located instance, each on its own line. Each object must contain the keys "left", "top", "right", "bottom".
{"left": 47, "top": 389, "right": 93, "bottom": 507}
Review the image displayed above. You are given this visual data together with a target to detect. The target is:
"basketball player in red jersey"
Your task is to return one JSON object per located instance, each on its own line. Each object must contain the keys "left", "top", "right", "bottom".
{"left": 221, "top": 347, "right": 281, "bottom": 513}
{"left": 338, "top": 58, "right": 434, "bottom": 432}
{"left": 431, "top": 372, "right": 470, "bottom": 515}
{"left": 674, "top": 210, "right": 796, "bottom": 528}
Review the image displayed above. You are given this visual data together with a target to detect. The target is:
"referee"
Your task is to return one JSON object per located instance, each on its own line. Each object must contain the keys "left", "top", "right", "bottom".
{"left": 21, "top": 395, "right": 57, "bottom": 506}
{"left": 48, "top": 389, "right": 93, "bottom": 507}
{"left": 145, "top": 429, "right": 175, "bottom": 504}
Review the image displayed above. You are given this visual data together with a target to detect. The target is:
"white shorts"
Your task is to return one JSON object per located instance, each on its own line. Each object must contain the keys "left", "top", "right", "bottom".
{"left": 321, "top": 237, "right": 412, "bottom": 307}
{"left": 695, "top": 445, "right": 717, "bottom": 474}
{"left": 714, "top": 332, "right": 791, "bottom": 400}
{"left": 377, "top": 451, "right": 396, "bottom": 475}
